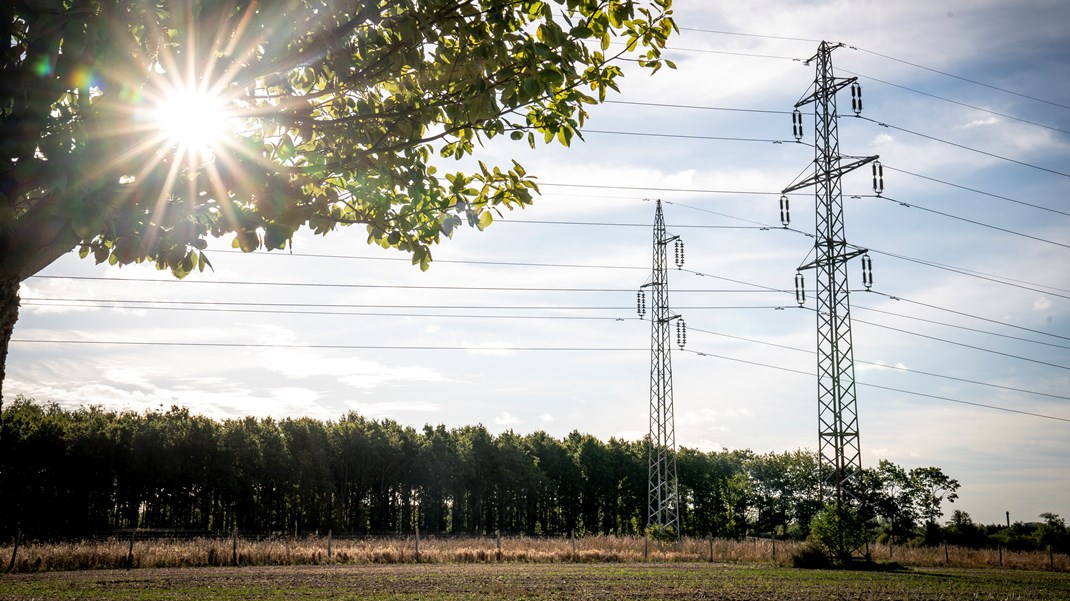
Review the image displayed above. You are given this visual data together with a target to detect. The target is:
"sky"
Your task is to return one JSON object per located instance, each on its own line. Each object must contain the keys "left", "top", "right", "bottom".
{"left": 8, "top": 0, "right": 1070, "bottom": 526}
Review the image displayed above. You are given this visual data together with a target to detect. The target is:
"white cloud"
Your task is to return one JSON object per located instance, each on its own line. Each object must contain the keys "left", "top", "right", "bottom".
{"left": 962, "top": 117, "right": 999, "bottom": 128}
{"left": 1033, "top": 297, "right": 1052, "bottom": 311}
{"left": 539, "top": 413, "right": 554, "bottom": 422}
{"left": 494, "top": 411, "right": 521, "bottom": 426}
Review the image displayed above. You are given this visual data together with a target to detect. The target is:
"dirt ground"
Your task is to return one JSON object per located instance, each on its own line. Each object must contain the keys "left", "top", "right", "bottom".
{"left": 1, "top": 562, "right": 1068, "bottom": 600}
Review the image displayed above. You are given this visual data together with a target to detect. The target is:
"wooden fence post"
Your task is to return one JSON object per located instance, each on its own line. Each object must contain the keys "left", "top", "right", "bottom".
{"left": 1050, "top": 546, "right": 1055, "bottom": 571}
{"left": 126, "top": 529, "right": 136, "bottom": 570}
{"left": 643, "top": 534, "right": 648, "bottom": 561}
{"left": 998, "top": 545, "right": 1002, "bottom": 567}
{"left": 496, "top": 530, "right": 502, "bottom": 561}
{"left": 232, "top": 530, "right": 238, "bottom": 567}
{"left": 708, "top": 537, "right": 713, "bottom": 563}
{"left": 571, "top": 530, "right": 577, "bottom": 561}
{"left": 5, "top": 528, "right": 20, "bottom": 573}
{"left": 415, "top": 526, "right": 421, "bottom": 563}
{"left": 327, "top": 530, "right": 332, "bottom": 560}
{"left": 944, "top": 541, "right": 949, "bottom": 564}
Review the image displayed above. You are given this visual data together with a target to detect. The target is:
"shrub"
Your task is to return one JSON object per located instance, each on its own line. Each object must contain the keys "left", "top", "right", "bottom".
{"left": 791, "top": 542, "right": 830, "bottom": 569}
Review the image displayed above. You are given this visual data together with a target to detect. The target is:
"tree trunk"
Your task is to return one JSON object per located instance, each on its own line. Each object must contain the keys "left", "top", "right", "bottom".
{"left": 0, "top": 275, "right": 20, "bottom": 435}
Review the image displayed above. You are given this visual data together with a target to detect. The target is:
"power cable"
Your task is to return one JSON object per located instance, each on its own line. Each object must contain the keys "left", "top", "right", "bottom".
{"left": 847, "top": 46, "right": 1070, "bottom": 111}
{"left": 840, "top": 68, "right": 1070, "bottom": 137}
{"left": 883, "top": 165, "right": 1070, "bottom": 218}
{"left": 853, "top": 115, "right": 1070, "bottom": 179}
{"left": 687, "top": 325, "right": 1070, "bottom": 401}
{"left": 875, "top": 194, "right": 1070, "bottom": 252}
{"left": 861, "top": 249, "right": 1070, "bottom": 301}
{"left": 582, "top": 129, "right": 808, "bottom": 146}
{"left": 852, "top": 317, "right": 1070, "bottom": 372}
{"left": 672, "top": 28, "right": 1070, "bottom": 112}
{"left": 603, "top": 100, "right": 791, "bottom": 115}
{"left": 680, "top": 348, "right": 1069, "bottom": 423}
{"left": 20, "top": 298, "right": 797, "bottom": 313}
{"left": 27, "top": 275, "right": 790, "bottom": 294}
{"left": 10, "top": 339, "right": 647, "bottom": 352}
{"left": 497, "top": 218, "right": 767, "bottom": 230}
{"left": 853, "top": 305, "right": 1070, "bottom": 352}
{"left": 865, "top": 290, "right": 1070, "bottom": 343}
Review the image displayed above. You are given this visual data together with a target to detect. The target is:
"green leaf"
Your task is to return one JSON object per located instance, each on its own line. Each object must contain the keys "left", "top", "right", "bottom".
{"left": 477, "top": 210, "right": 493, "bottom": 231}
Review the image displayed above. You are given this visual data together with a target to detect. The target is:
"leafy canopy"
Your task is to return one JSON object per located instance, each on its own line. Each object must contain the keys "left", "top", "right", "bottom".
{"left": 0, "top": 0, "right": 676, "bottom": 279}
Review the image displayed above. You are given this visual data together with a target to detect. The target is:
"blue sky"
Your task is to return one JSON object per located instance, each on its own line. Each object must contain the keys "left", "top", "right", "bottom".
{"left": 9, "top": 0, "right": 1070, "bottom": 526}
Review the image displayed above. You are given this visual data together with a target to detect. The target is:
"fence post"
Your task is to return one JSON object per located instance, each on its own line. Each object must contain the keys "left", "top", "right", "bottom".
{"left": 5, "top": 528, "right": 20, "bottom": 573}
{"left": 944, "top": 541, "right": 949, "bottom": 564}
{"left": 571, "top": 530, "right": 577, "bottom": 562}
{"left": 772, "top": 538, "right": 776, "bottom": 561}
{"left": 708, "top": 536, "right": 713, "bottom": 563}
{"left": 496, "top": 530, "right": 502, "bottom": 562}
{"left": 327, "top": 530, "right": 332, "bottom": 560}
{"left": 643, "top": 533, "right": 648, "bottom": 561}
{"left": 126, "top": 529, "right": 136, "bottom": 570}
{"left": 232, "top": 529, "right": 238, "bottom": 567}
{"left": 415, "top": 526, "right": 420, "bottom": 563}
{"left": 1050, "top": 546, "right": 1055, "bottom": 571}
{"left": 998, "top": 545, "right": 1002, "bottom": 567}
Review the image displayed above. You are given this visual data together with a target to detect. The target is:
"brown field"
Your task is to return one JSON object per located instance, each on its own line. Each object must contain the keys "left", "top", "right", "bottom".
{"left": 2, "top": 562, "right": 1069, "bottom": 601}
{"left": 2, "top": 534, "right": 1068, "bottom": 574}
{"left": 1, "top": 534, "right": 1066, "bottom": 574}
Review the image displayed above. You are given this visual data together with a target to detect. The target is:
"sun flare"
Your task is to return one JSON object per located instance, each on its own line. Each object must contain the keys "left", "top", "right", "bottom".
{"left": 152, "top": 86, "right": 231, "bottom": 159}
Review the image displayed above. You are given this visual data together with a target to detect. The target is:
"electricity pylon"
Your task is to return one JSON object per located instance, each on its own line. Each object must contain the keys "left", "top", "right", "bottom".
{"left": 638, "top": 199, "right": 684, "bottom": 539}
{"left": 781, "top": 41, "right": 879, "bottom": 556}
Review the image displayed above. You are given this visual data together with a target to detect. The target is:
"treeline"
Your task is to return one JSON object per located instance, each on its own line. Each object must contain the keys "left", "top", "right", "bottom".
{"left": 0, "top": 398, "right": 1065, "bottom": 554}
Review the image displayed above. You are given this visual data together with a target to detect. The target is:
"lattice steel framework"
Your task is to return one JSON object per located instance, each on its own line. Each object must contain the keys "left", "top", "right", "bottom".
{"left": 782, "top": 42, "right": 877, "bottom": 521}
{"left": 643, "top": 199, "right": 681, "bottom": 538}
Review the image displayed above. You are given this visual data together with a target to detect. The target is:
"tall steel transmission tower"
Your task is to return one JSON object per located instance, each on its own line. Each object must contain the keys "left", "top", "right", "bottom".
{"left": 638, "top": 199, "right": 684, "bottom": 538}
{"left": 781, "top": 41, "right": 879, "bottom": 552}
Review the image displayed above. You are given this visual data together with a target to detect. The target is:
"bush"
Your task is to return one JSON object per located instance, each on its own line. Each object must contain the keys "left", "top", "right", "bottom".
{"left": 791, "top": 543, "right": 831, "bottom": 569}
{"left": 809, "top": 503, "right": 866, "bottom": 563}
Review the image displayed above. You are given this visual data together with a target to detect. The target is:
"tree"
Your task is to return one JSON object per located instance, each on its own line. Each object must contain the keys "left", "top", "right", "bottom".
{"left": 908, "top": 466, "right": 960, "bottom": 526}
{"left": 0, "top": 0, "right": 676, "bottom": 414}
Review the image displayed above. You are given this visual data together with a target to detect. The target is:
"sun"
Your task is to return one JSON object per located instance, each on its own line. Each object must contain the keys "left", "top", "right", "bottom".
{"left": 152, "top": 85, "right": 232, "bottom": 160}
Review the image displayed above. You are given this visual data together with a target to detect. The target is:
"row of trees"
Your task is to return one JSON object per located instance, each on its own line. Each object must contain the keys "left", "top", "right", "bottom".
{"left": 1, "top": 397, "right": 1051, "bottom": 551}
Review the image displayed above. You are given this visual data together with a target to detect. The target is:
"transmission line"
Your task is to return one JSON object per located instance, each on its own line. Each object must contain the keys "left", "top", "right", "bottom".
{"left": 680, "top": 348, "right": 1070, "bottom": 423}
{"left": 847, "top": 46, "right": 1070, "bottom": 111}
{"left": 687, "top": 324, "right": 1070, "bottom": 401}
{"left": 875, "top": 195, "right": 1070, "bottom": 251}
{"left": 839, "top": 69, "right": 1070, "bottom": 137}
{"left": 853, "top": 317, "right": 1070, "bottom": 372}
{"left": 883, "top": 165, "right": 1070, "bottom": 218}
{"left": 853, "top": 114, "right": 1070, "bottom": 179}
{"left": 853, "top": 305, "right": 1070, "bottom": 352}
{"left": 864, "top": 290, "right": 1070, "bottom": 344}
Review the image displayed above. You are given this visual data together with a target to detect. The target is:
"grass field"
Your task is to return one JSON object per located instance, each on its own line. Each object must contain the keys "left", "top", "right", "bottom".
{"left": 1, "top": 562, "right": 1069, "bottom": 600}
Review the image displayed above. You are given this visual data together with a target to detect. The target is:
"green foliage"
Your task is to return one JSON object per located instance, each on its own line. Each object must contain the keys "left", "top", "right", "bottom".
{"left": 808, "top": 502, "right": 866, "bottom": 563}
{"left": 1, "top": 0, "right": 677, "bottom": 281}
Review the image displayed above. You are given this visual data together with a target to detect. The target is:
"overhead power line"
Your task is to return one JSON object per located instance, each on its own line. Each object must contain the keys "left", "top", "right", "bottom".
{"left": 680, "top": 348, "right": 1070, "bottom": 423}
{"left": 885, "top": 165, "right": 1070, "bottom": 218}
{"left": 604, "top": 100, "right": 791, "bottom": 115}
{"left": 875, "top": 195, "right": 1070, "bottom": 252}
{"left": 865, "top": 290, "right": 1070, "bottom": 344}
{"left": 688, "top": 325, "right": 1070, "bottom": 401}
{"left": 854, "top": 115, "right": 1070, "bottom": 179}
{"left": 11, "top": 339, "right": 646, "bottom": 352}
{"left": 673, "top": 28, "right": 1070, "bottom": 112}
{"left": 840, "top": 68, "right": 1070, "bottom": 137}
{"left": 848, "top": 46, "right": 1070, "bottom": 111}
{"left": 27, "top": 275, "right": 787, "bottom": 294}
{"left": 853, "top": 305, "right": 1070, "bottom": 352}
{"left": 853, "top": 317, "right": 1070, "bottom": 372}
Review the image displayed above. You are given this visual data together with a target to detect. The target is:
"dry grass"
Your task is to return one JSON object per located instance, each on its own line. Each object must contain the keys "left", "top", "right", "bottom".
{"left": 0, "top": 535, "right": 1064, "bottom": 573}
